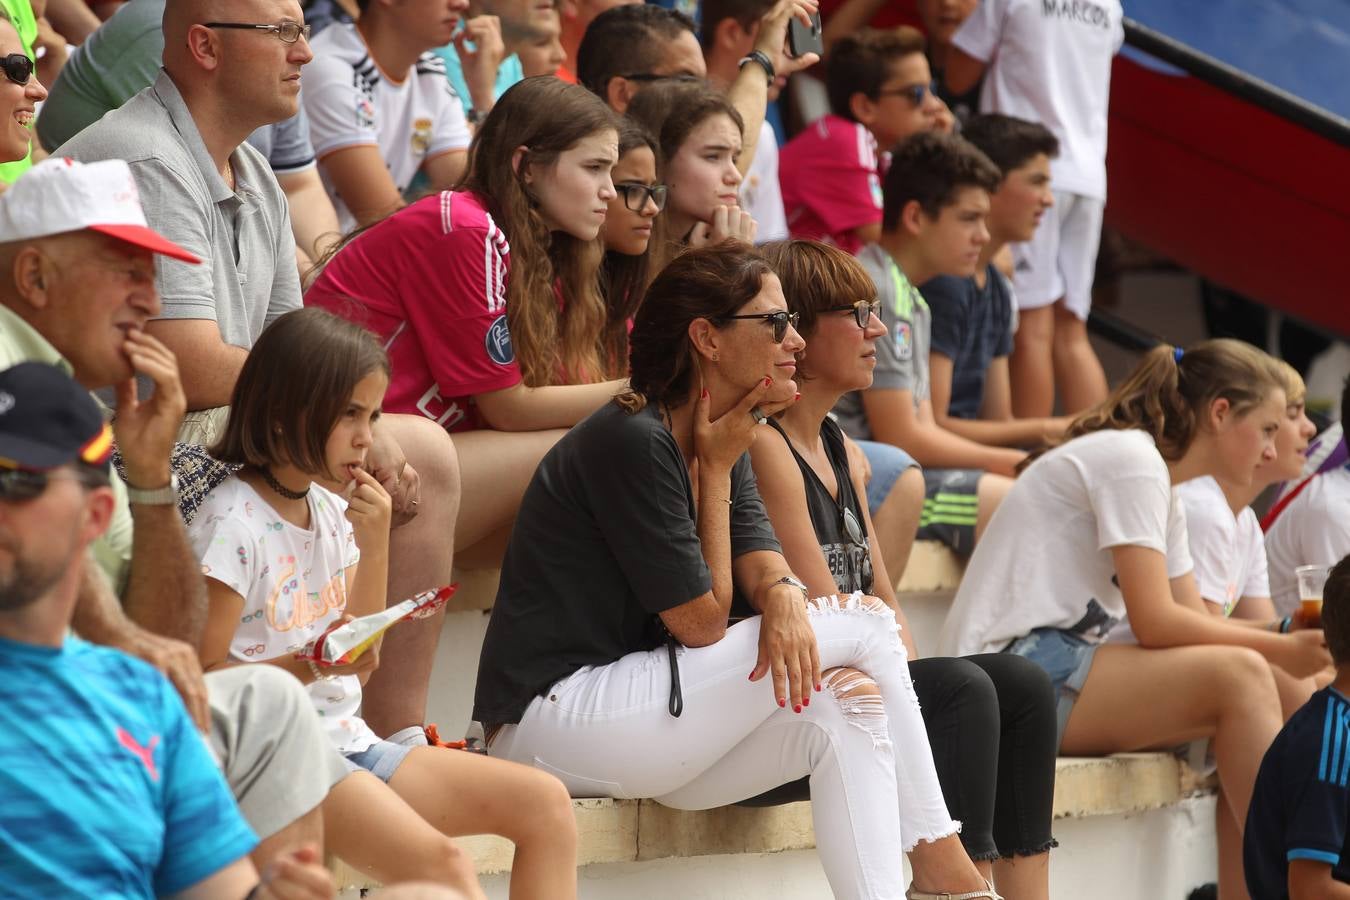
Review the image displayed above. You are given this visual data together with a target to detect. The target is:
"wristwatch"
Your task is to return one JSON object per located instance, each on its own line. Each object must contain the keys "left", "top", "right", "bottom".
{"left": 126, "top": 473, "right": 180, "bottom": 506}
{"left": 771, "top": 575, "right": 810, "bottom": 601}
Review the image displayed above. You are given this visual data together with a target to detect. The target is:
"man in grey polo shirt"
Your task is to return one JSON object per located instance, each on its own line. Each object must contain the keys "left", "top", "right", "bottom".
{"left": 55, "top": 0, "right": 473, "bottom": 747}
{"left": 55, "top": 0, "right": 310, "bottom": 445}
{"left": 38, "top": 0, "right": 341, "bottom": 271}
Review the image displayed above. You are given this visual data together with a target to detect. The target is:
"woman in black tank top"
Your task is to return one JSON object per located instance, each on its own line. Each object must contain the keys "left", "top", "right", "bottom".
{"left": 752, "top": 241, "right": 1060, "bottom": 899}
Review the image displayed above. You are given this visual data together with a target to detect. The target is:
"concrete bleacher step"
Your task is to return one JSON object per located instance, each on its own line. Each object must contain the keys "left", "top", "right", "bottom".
{"left": 332, "top": 752, "right": 1217, "bottom": 890}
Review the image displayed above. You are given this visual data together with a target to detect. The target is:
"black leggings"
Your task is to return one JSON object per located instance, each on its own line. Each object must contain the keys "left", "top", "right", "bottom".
{"left": 910, "top": 653, "right": 1058, "bottom": 860}
{"left": 737, "top": 653, "right": 1058, "bottom": 860}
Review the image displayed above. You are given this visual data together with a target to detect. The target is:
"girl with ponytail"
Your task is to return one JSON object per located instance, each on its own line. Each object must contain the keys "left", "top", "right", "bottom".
{"left": 939, "top": 339, "right": 1331, "bottom": 853}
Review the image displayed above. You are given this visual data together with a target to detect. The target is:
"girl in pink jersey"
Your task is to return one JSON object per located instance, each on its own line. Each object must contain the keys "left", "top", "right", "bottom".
{"left": 307, "top": 77, "right": 626, "bottom": 569}
{"left": 192, "top": 308, "right": 579, "bottom": 899}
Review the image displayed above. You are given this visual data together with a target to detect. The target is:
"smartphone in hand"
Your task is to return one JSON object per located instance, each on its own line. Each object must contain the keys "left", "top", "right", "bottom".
{"left": 788, "top": 10, "right": 824, "bottom": 59}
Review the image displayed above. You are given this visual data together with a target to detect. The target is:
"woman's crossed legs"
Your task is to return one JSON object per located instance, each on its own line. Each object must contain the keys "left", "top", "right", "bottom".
{"left": 493, "top": 595, "right": 982, "bottom": 899}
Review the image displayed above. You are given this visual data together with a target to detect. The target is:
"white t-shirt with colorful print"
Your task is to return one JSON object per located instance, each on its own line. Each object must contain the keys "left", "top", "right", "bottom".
{"left": 188, "top": 476, "right": 379, "bottom": 754}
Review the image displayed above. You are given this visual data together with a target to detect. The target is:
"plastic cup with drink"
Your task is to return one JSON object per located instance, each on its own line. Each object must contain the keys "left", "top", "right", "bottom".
{"left": 1296, "top": 564, "right": 1330, "bottom": 629}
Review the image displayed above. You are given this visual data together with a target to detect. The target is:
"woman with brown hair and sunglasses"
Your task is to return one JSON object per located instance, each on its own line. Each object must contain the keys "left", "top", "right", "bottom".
{"left": 475, "top": 241, "right": 999, "bottom": 900}
{"left": 755, "top": 239, "right": 1058, "bottom": 900}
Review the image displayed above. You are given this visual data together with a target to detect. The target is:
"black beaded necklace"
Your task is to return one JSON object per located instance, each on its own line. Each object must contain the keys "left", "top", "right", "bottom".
{"left": 256, "top": 466, "right": 309, "bottom": 501}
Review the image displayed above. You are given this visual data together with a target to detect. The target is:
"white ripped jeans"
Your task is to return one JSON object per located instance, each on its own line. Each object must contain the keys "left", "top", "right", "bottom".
{"left": 490, "top": 594, "right": 958, "bottom": 900}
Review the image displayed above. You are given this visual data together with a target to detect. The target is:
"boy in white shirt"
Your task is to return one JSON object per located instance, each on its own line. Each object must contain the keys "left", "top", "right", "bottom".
{"left": 304, "top": 0, "right": 473, "bottom": 231}
{"left": 944, "top": 0, "right": 1123, "bottom": 420}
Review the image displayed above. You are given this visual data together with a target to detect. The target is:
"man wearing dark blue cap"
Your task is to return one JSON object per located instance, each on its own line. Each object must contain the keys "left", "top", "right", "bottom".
{"left": 0, "top": 362, "right": 333, "bottom": 900}
{"left": 0, "top": 157, "right": 349, "bottom": 871}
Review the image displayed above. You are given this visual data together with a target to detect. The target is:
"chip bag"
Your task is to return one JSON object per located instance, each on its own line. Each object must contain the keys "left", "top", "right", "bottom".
{"left": 297, "top": 585, "right": 457, "bottom": 666}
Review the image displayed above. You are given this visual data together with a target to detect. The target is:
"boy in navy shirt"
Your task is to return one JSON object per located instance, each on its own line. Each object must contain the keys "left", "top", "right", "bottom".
{"left": 1245, "top": 553, "right": 1350, "bottom": 899}
{"left": 922, "top": 113, "right": 1069, "bottom": 450}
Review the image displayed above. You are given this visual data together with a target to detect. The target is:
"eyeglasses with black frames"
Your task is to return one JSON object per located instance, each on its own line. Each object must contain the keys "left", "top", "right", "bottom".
{"left": 826, "top": 299, "right": 881, "bottom": 329}
{"left": 616, "top": 182, "right": 668, "bottom": 213}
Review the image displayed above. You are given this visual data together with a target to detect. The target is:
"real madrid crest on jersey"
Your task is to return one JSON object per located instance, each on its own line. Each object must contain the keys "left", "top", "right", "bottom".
{"left": 412, "top": 118, "right": 433, "bottom": 155}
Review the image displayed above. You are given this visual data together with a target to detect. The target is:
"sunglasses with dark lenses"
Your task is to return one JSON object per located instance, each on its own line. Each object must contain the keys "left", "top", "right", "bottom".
{"left": 0, "top": 467, "right": 109, "bottom": 501}
{"left": 0, "top": 53, "right": 34, "bottom": 86}
{"left": 875, "top": 81, "right": 935, "bottom": 106}
{"left": 620, "top": 73, "right": 704, "bottom": 85}
{"left": 617, "top": 182, "right": 668, "bottom": 213}
{"left": 827, "top": 299, "right": 881, "bottom": 329}
{"left": 717, "top": 310, "right": 801, "bottom": 343}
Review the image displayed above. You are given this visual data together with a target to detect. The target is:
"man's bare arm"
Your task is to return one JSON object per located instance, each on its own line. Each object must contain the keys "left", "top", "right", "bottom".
{"left": 73, "top": 559, "right": 211, "bottom": 730}
{"left": 143, "top": 320, "right": 248, "bottom": 411}
{"left": 113, "top": 330, "right": 208, "bottom": 644}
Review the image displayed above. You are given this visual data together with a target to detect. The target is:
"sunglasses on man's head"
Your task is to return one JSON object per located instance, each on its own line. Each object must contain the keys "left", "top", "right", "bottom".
{"left": 0, "top": 467, "right": 108, "bottom": 501}
{"left": 0, "top": 54, "right": 34, "bottom": 86}
{"left": 616, "top": 182, "right": 668, "bottom": 213}
{"left": 826, "top": 299, "right": 881, "bottom": 329}
{"left": 717, "top": 310, "right": 801, "bottom": 343}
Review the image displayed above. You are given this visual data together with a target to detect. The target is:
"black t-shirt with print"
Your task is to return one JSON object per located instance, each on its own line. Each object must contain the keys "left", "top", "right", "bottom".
{"left": 473, "top": 401, "right": 781, "bottom": 726}
{"left": 767, "top": 417, "right": 873, "bottom": 596}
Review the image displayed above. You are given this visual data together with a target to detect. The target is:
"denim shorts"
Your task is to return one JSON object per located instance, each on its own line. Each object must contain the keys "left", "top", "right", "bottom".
{"left": 855, "top": 439, "right": 920, "bottom": 514}
{"left": 343, "top": 738, "right": 415, "bottom": 782}
{"left": 1003, "top": 628, "right": 1099, "bottom": 749}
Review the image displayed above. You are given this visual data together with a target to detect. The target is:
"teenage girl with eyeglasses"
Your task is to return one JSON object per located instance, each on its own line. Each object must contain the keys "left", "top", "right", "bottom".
{"left": 189, "top": 308, "right": 578, "bottom": 899}
{"left": 599, "top": 119, "right": 664, "bottom": 373}
{"left": 307, "top": 77, "right": 627, "bottom": 569}
{"left": 754, "top": 240, "right": 1057, "bottom": 900}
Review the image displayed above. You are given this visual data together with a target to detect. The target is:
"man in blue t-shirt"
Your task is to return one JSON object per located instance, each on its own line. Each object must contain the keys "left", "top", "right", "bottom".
{"left": 1246, "top": 553, "right": 1350, "bottom": 899}
{"left": 0, "top": 363, "right": 332, "bottom": 899}
{"left": 922, "top": 113, "right": 1070, "bottom": 450}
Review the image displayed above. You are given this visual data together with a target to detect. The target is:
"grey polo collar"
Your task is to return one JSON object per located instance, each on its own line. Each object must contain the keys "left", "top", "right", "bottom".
{"left": 149, "top": 69, "right": 236, "bottom": 205}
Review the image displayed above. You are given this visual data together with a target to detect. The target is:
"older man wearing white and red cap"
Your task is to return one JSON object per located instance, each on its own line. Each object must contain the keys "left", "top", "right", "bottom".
{"left": 0, "top": 156, "right": 349, "bottom": 871}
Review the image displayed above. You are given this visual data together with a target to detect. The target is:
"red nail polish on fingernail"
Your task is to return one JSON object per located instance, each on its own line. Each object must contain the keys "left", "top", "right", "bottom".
{"left": 701, "top": 388, "right": 709, "bottom": 399}
{"left": 815, "top": 683, "right": 822, "bottom": 692}
{"left": 794, "top": 392, "right": 801, "bottom": 401}
{"left": 794, "top": 704, "right": 802, "bottom": 714}
{"left": 763, "top": 376, "right": 773, "bottom": 387}
{"left": 778, "top": 698, "right": 786, "bottom": 708}
{"left": 803, "top": 696, "right": 810, "bottom": 707}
